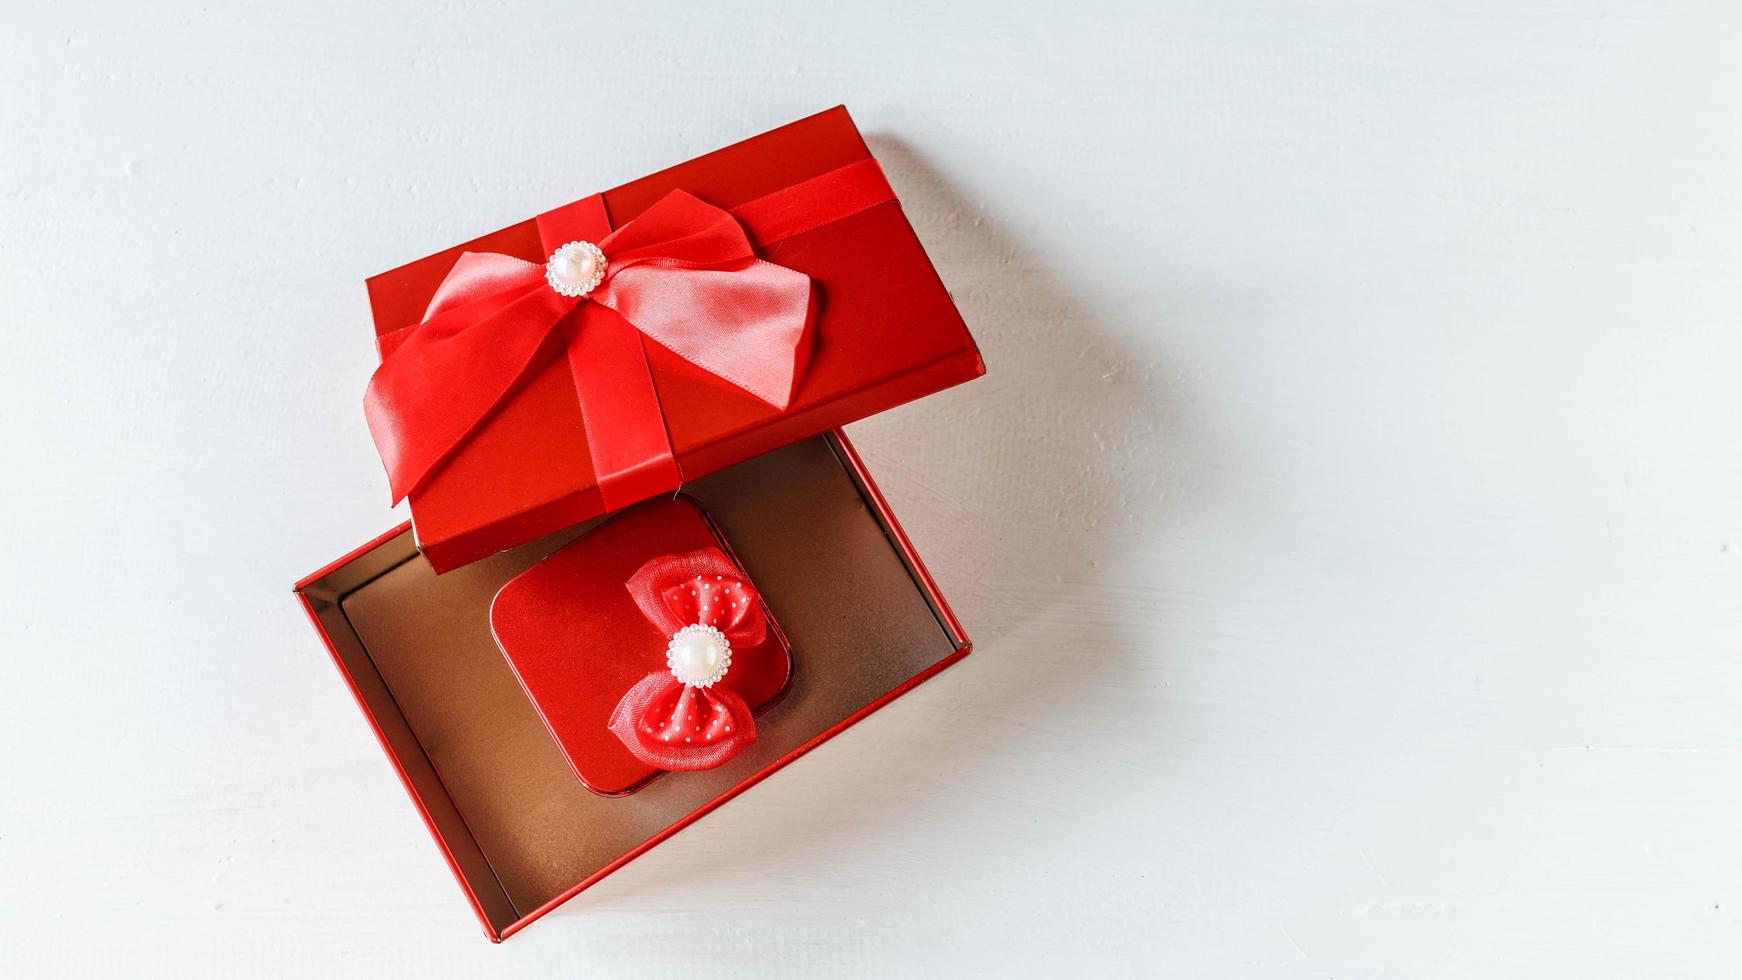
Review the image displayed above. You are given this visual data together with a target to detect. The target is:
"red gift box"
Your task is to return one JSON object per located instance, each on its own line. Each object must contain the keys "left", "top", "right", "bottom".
{"left": 297, "top": 433, "right": 972, "bottom": 941}
{"left": 365, "top": 106, "right": 985, "bottom": 572}
{"left": 299, "top": 107, "right": 984, "bottom": 941}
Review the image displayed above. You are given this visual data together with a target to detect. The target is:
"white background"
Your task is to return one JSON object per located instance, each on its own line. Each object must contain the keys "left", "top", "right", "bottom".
{"left": 3, "top": 2, "right": 1739, "bottom": 976}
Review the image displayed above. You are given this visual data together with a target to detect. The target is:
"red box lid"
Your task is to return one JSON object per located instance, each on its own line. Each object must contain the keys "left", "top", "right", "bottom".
{"left": 365, "top": 106, "right": 984, "bottom": 572}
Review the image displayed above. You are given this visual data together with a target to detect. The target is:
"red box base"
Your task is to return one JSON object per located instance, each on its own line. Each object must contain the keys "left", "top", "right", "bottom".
{"left": 295, "top": 432, "right": 970, "bottom": 941}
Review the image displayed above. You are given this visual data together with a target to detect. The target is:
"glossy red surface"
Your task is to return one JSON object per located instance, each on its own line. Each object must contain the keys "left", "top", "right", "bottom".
{"left": 363, "top": 106, "right": 985, "bottom": 572}
{"left": 490, "top": 497, "right": 792, "bottom": 796}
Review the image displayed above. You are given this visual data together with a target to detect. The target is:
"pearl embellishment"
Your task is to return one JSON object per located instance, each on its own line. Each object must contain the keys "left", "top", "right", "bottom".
{"left": 666, "top": 623, "right": 732, "bottom": 688}
{"left": 545, "top": 240, "right": 608, "bottom": 297}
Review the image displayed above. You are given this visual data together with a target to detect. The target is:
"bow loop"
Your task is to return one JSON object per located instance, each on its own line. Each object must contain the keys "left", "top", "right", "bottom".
{"left": 422, "top": 252, "right": 554, "bottom": 323}
{"left": 599, "top": 190, "right": 756, "bottom": 267}
{"left": 607, "top": 673, "right": 754, "bottom": 772}
{"left": 626, "top": 548, "right": 767, "bottom": 648}
{"left": 592, "top": 257, "right": 812, "bottom": 409}
{"left": 365, "top": 270, "right": 576, "bottom": 503}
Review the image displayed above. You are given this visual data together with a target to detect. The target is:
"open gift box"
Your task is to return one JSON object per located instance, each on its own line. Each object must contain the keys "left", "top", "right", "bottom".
{"left": 296, "top": 107, "right": 983, "bottom": 940}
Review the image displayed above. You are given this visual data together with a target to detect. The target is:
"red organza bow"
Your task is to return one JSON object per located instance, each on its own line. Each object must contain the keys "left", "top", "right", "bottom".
{"left": 608, "top": 549, "right": 767, "bottom": 771}
{"left": 362, "top": 189, "right": 814, "bottom": 509}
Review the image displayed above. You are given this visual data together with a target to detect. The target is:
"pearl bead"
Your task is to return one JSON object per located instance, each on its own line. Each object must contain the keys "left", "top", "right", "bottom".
{"left": 671, "top": 631, "right": 721, "bottom": 676}
{"left": 554, "top": 251, "right": 595, "bottom": 282}
{"left": 544, "top": 240, "right": 608, "bottom": 297}
{"left": 665, "top": 624, "right": 732, "bottom": 687}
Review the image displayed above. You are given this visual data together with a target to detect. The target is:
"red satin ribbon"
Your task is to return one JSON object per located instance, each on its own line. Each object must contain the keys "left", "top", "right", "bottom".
{"left": 363, "top": 158, "right": 895, "bottom": 510}
{"left": 608, "top": 548, "right": 767, "bottom": 771}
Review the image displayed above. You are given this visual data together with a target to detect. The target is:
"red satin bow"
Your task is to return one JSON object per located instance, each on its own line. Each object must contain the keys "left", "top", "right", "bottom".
{"left": 363, "top": 189, "right": 813, "bottom": 508}
{"left": 608, "top": 548, "right": 767, "bottom": 771}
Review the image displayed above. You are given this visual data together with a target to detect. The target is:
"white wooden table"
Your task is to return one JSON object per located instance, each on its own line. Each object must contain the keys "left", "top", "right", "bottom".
{"left": 4, "top": 2, "right": 1739, "bottom": 976}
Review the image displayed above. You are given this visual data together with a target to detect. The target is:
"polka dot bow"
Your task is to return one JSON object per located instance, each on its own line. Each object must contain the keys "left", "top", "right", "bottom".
{"left": 607, "top": 548, "right": 768, "bottom": 771}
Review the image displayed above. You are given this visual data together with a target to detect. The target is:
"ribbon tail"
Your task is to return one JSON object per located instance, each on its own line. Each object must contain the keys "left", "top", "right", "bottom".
{"left": 364, "top": 283, "right": 575, "bottom": 502}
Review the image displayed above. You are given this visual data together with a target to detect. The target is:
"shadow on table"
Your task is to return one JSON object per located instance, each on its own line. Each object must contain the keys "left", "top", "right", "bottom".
{"left": 567, "top": 134, "right": 1190, "bottom": 912}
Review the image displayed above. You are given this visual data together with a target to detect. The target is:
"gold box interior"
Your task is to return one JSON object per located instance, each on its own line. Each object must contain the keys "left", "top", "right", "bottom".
{"left": 298, "top": 435, "right": 964, "bottom": 929}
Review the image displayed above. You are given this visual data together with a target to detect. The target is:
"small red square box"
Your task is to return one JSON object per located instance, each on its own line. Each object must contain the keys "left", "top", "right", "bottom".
{"left": 491, "top": 496, "right": 795, "bottom": 797}
{"left": 366, "top": 105, "right": 984, "bottom": 572}
{"left": 297, "top": 433, "right": 971, "bottom": 941}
